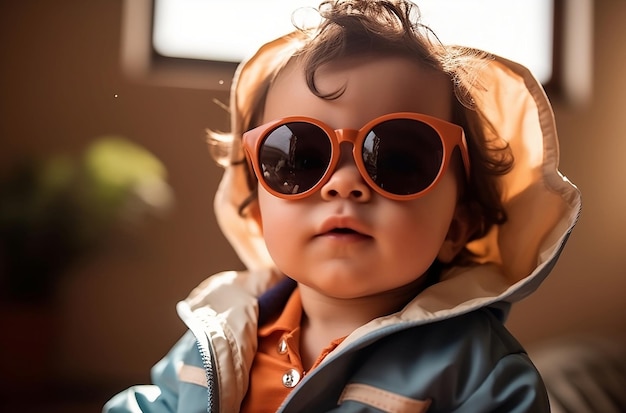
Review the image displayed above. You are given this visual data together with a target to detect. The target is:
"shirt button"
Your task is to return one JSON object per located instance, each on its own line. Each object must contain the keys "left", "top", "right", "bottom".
{"left": 282, "top": 368, "right": 301, "bottom": 388}
{"left": 277, "top": 338, "right": 288, "bottom": 355}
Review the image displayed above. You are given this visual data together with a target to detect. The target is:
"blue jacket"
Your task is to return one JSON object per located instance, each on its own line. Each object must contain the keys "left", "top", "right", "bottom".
{"left": 105, "top": 269, "right": 551, "bottom": 413}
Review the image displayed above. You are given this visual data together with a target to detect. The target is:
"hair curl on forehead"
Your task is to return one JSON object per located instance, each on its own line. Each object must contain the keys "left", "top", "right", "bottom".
{"left": 299, "top": 0, "right": 440, "bottom": 99}
{"left": 297, "top": 0, "right": 489, "bottom": 108}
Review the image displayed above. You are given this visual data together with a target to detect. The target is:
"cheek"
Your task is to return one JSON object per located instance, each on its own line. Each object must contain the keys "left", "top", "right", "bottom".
{"left": 384, "top": 187, "right": 458, "bottom": 260}
{"left": 257, "top": 190, "right": 299, "bottom": 265}
{"left": 387, "top": 212, "right": 449, "bottom": 257}
{"left": 257, "top": 191, "right": 280, "bottom": 244}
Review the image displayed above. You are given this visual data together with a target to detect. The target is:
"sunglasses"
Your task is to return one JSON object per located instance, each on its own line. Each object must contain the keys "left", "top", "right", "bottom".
{"left": 242, "top": 112, "right": 470, "bottom": 201}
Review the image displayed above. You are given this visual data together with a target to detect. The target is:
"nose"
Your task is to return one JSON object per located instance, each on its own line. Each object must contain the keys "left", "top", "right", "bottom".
{"left": 320, "top": 142, "right": 371, "bottom": 202}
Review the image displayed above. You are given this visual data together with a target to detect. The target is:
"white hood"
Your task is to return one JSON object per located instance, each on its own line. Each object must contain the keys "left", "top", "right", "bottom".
{"left": 212, "top": 32, "right": 581, "bottom": 313}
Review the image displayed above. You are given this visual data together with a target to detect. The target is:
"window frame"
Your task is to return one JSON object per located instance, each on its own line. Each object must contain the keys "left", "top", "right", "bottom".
{"left": 121, "top": 0, "right": 579, "bottom": 98}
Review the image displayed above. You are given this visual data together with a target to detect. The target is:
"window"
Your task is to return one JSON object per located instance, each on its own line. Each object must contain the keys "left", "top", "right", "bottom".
{"left": 122, "top": 0, "right": 591, "bottom": 101}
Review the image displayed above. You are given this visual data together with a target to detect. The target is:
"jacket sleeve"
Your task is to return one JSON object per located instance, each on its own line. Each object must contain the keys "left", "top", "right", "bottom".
{"left": 103, "top": 331, "right": 209, "bottom": 413}
{"left": 449, "top": 353, "right": 550, "bottom": 412}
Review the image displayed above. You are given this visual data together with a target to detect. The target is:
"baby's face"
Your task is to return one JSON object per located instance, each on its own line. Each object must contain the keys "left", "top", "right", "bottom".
{"left": 256, "top": 56, "right": 465, "bottom": 299}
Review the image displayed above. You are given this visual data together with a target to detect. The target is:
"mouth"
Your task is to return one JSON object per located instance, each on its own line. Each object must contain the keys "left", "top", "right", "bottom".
{"left": 317, "top": 226, "right": 372, "bottom": 243}
{"left": 316, "top": 216, "right": 372, "bottom": 239}
{"left": 327, "top": 227, "right": 361, "bottom": 235}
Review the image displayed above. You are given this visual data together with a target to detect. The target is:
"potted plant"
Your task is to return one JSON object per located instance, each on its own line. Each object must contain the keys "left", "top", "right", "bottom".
{"left": 0, "top": 136, "right": 173, "bottom": 303}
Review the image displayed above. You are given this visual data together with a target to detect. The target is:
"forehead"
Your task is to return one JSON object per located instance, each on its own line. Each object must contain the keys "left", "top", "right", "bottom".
{"left": 263, "top": 55, "right": 453, "bottom": 128}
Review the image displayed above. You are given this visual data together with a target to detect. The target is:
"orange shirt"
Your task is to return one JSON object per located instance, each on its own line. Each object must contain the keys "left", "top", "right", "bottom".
{"left": 240, "top": 287, "right": 345, "bottom": 412}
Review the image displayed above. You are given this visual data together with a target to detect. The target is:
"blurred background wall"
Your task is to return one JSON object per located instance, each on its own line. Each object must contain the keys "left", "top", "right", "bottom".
{"left": 0, "top": 0, "right": 624, "bottom": 411}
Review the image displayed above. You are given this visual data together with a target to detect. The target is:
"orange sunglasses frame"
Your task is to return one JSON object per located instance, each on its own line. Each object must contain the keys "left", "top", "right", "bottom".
{"left": 242, "top": 112, "right": 470, "bottom": 201}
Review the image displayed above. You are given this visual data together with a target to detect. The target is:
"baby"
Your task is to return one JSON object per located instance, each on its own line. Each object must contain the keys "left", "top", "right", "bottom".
{"left": 105, "top": 1, "right": 581, "bottom": 412}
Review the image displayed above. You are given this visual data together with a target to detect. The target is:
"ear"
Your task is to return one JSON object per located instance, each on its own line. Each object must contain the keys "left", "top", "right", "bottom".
{"left": 437, "top": 203, "right": 477, "bottom": 263}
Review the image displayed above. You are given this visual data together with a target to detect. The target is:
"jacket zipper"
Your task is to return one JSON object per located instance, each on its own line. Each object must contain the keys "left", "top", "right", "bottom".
{"left": 196, "top": 334, "right": 220, "bottom": 413}
{"left": 178, "top": 301, "right": 223, "bottom": 413}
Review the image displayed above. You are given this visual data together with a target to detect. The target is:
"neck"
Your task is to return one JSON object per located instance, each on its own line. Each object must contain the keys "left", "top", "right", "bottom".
{"left": 297, "top": 277, "right": 427, "bottom": 370}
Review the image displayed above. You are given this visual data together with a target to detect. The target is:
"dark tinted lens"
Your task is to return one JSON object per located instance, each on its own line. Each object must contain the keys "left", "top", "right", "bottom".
{"left": 259, "top": 122, "right": 332, "bottom": 195}
{"left": 362, "top": 119, "right": 443, "bottom": 195}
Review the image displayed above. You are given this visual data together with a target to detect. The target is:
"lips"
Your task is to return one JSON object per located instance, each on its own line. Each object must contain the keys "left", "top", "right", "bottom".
{"left": 316, "top": 216, "right": 371, "bottom": 239}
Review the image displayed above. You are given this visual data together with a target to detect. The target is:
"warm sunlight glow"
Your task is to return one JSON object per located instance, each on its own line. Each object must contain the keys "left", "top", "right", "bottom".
{"left": 153, "top": 0, "right": 553, "bottom": 83}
